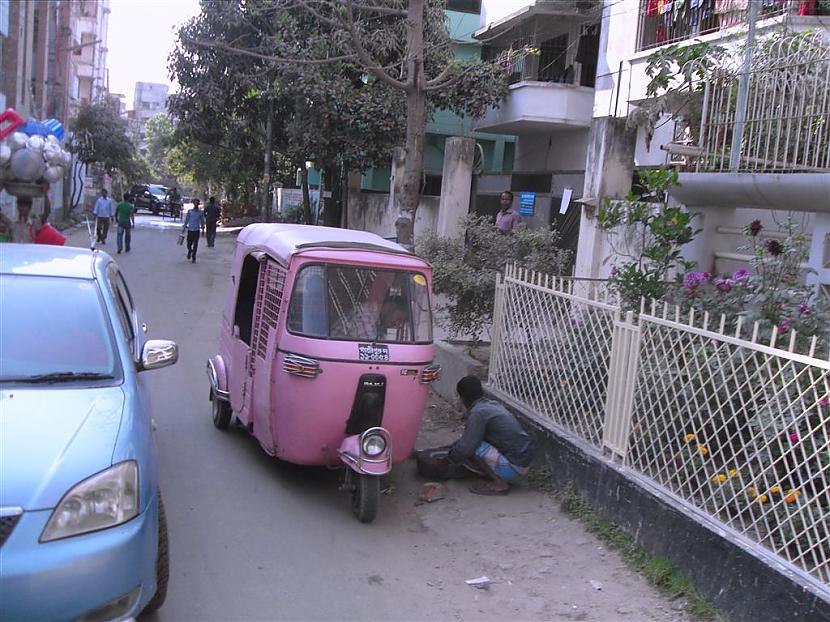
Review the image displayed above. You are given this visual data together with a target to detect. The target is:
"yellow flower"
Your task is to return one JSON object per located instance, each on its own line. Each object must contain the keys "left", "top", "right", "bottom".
{"left": 684, "top": 433, "right": 696, "bottom": 442}
{"left": 728, "top": 469, "right": 740, "bottom": 478}
{"left": 712, "top": 474, "right": 727, "bottom": 484}
{"left": 757, "top": 494, "right": 768, "bottom": 504}
{"left": 770, "top": 486, "right": 781, "bottom": 494}
{"left": 697, "top": 445, "right": 708, "bottom": 457}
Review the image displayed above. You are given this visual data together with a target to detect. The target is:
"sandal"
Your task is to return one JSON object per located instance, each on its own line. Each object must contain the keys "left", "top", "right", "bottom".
{"left": 469, "top": 482, "right": 509, "bottom": 496}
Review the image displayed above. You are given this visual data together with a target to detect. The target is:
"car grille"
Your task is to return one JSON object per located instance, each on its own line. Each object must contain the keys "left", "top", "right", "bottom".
{"left": 0, "top": 514, "right": 22, "bottom": 547}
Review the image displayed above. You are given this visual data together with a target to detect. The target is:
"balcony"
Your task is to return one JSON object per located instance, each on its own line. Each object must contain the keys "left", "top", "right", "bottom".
{"left": 663, "top": 32, "right": 830, "bottom": 211}
{"left": 75, "top": 63, "right": 94, "bottom": 79}
{"left": 636, "top": 0, "right": 829, "bottom": 51}
{"left": 475, "top": 80, "right": 595, "bottom": 134}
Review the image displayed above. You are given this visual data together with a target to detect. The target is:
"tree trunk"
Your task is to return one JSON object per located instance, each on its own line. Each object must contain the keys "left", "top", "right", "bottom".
{"left": 261, "top": 96, "right": 274, "bottom": 222}
{"left": 394, "top": 0, "right": 426, "bottom": 249}
{"left": 301, "top": 167, "right": 312, "bottom": 224}
{"left": 323, "top": 163, "right": 343, "bottom": 228}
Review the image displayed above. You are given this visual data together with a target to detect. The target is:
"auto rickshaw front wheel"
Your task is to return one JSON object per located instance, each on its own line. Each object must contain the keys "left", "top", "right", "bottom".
{"left": 211, "top": 389, "right": 232, "bottom": 429}
{"left": 351, "top": 473, "right": 380, "bottom": 523}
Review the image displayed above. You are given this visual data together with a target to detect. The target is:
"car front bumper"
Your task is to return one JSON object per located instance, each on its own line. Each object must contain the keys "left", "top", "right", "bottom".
{"left": 0, "top": 494, "right": 159, "bottom": 622}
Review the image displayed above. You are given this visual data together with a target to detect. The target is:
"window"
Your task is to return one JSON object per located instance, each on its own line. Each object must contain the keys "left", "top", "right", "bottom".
{"left": 107, "top": 266, "right": 135, "bottom": 348}
{"left": 233, "top": 255, "right": 261, "bottom": 345}
{"left": 287, "top": 265, "right": 432, "bottom": 344}
{"left": 0, "top": 275, "right": 118, "bottom": 380}
{"left": 446, "top": 0, "right": 481, "bottom": 14}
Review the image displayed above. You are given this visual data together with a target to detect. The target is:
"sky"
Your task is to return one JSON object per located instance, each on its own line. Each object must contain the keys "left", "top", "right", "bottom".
{"left": 106, "top": 0, "right": 202, "bottom": 109}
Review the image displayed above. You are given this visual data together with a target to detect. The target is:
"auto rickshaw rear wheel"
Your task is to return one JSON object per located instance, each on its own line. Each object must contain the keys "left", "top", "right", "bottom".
{"left": 351, "top": 473, "right": 380, "bottom": 523}
{"left": 211, "top": 389, "right": 232, "bottom": 429}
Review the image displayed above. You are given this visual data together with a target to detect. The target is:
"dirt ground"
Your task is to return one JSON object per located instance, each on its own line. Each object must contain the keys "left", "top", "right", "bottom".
{"left": 393, "top": 389, "right": 697, "bottom": 622}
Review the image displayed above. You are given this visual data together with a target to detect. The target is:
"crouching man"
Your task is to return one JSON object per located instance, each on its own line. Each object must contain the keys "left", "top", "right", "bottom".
{"left": 449, "top": 375, "right": 535, "bottom": 495}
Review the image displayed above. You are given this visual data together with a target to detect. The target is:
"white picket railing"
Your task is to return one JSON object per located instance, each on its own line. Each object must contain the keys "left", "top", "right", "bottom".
{"left": 489, "top": 265, "right": 830, "bottom": 586}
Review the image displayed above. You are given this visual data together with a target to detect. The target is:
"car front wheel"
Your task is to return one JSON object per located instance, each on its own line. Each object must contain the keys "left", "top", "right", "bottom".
{"left": 143, "top": 490, "right": 169, "bottom": 614}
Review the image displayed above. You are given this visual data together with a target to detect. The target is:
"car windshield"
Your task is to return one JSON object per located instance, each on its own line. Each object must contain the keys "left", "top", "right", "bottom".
{"left": 149, "top": 186, "right": 167, "bottom": 199}
{"left": 287, "top": 265, "right": 432, "bottom": 343}
{"left": 0, "top": 275, "right": 119, "bottom": 382}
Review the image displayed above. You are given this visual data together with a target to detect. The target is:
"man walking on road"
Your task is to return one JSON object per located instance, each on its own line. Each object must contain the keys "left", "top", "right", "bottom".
{"left": 448, "top": 375, "right": 535, "bottom": 495}
{"left": 204, "top": 196, "right": 220, "bottom": 247}
{"left": 183, "top": 199, "right": 205, "bottom": 263}
{"left": 93, "top": 189, "right": 115, "bottom": 244}
{"left": 115, "top": 193, "right": 136, "bottom": 254}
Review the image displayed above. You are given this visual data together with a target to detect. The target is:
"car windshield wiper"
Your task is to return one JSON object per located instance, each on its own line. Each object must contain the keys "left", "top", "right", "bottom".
{"left": 2, "top": 372, "right": 115, "bottom": 384}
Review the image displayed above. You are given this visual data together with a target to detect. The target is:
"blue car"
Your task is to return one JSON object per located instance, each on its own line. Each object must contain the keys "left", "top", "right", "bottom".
{"left": 0, "top": 245, "right": 177, "bottom": 621}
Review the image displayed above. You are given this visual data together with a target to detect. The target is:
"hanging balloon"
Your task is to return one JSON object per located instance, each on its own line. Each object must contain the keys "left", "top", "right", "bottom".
{"left": 26, "top": 134, "right": 46, "bottom": 153}
{"left": 9, "top": 148, "right": 46, "bottom": 181}
{"left": 43, "top": 165, "right": 64, "bottom": 183}
{"left": 9, "top": 132, "right": 28, "bottom": 151}
{"left": 62, "top": 150, "right": 73, "bottom": 167}
{"left": 0, "top": 143, "right": 11, "bottom": 166}
{"left": 44, "top": 143, "right": 62, "bottom": 165}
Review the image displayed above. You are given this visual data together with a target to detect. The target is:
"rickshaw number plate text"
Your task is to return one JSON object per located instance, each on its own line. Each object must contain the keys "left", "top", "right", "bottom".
{"left": 359, "top": 343, "right": 390, "bottom": 362}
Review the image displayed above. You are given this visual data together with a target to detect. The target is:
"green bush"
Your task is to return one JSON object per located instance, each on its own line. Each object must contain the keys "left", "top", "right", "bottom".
{"left": 418, "top": 215, "right": 571, "bottom": 342}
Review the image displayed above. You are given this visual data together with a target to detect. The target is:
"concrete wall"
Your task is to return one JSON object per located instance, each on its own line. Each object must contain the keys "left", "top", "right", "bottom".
{"left": 514, "top": 128, "right": 589, "bottom": 171}
{"left": 346, "top": 191, "right": 439, "bottom": 241}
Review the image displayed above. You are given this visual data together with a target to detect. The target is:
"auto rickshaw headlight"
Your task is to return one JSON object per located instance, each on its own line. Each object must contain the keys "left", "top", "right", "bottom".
{"left": 361, "top": 433, "right": 387, "bottom": 457}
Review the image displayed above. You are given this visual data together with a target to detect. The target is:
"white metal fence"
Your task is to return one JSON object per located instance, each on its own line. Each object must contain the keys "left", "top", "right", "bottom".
{"left": 489, "top": 265, "right": 830, "bottom": 586}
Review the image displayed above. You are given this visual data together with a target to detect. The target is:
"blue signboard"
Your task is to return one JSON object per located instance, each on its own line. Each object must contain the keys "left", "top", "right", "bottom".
{"left": 519, "top": 192, "right": 536, "bottom": 216}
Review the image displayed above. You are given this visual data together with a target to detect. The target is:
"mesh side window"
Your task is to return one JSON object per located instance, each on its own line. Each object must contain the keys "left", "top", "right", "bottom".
{"left": 252, "top": 260, "right": 287, "bottom": 360}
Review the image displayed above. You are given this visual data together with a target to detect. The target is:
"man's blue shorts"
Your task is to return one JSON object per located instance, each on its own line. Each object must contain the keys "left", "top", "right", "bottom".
{"left": 474, "top": 441, "right": 529, "bottom": 482}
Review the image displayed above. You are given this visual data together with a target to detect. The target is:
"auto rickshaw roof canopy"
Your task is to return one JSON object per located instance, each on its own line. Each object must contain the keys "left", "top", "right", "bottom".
{"left": 237, "top": 224, "right": 424, "bottom": 266}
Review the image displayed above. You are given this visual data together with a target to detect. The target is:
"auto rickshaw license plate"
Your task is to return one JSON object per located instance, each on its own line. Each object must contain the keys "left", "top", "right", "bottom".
{"left": 358, "top": 343, "right": 389, "bottom": 362}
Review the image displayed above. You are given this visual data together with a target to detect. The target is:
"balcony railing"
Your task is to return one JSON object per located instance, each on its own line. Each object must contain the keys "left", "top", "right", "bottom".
{"left": 636, "top": 0, "right": 829, "bottom": 52}
{"left": 693, "top": 31, "right": 830, "bottom": 173}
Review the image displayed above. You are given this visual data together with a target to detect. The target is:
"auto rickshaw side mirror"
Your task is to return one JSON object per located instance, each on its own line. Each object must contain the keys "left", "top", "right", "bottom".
{"left": 233, "top": 324, "right": 241, "bottom": 338}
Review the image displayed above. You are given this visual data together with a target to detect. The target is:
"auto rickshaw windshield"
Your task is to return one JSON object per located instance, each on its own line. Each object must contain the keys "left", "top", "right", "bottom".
{"left": 287, "top": 264, "right": 432, "bottom": 344}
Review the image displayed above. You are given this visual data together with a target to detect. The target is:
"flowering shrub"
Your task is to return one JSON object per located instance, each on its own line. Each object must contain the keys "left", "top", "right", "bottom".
{"left": 676, "top": 217, "right": 830, "bottom": 345}
{"left": 597, "top": 167, "right": 698, "bottom": 311}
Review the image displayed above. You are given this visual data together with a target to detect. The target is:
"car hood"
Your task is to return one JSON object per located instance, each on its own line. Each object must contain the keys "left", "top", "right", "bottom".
{"left": 0, "top": 386, "right": 125, "bottom": 510}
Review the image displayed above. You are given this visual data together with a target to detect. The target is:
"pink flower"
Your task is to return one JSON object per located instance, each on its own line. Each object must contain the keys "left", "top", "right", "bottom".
{"left": 789, "top": 433, "right": 799, "bottom": 442}
{"left": 748, "top": 220, "right": 763, "bottom": 236}
{"left": 820, "top": 397, "right": 829, "bottom": 408}
{"left": 732, "top": 269, "right": 751, "bottom": 281}
{"left": 683, "top": 271, "right": 711, "bottom": 289}
{"left": 714, "top": 277, "right": 734, "bottom": 292}
{"left": 777, "top": 319, "right": 794, "bottom": 334}
{"left": 799, "top": 301, "right": 810, "bottom": 316}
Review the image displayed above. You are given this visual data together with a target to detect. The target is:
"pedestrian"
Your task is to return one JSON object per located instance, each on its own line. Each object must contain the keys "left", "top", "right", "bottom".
{"left": 93, "top": 188, "right": 115, "bottom": 244}
{"left": 115, "top": 192, "right": 136, "bottom": 254}
{"left": 183, "top": 198, "right": 205, "bottom": 263}
{"left": 448, "top": 375, "right": 535, "bottom": 495}
{"left": 204, "top": 196, "right": 220, "bottom": 247}
{"left": 495, "top": 190, "right": 520, "bottom": 234}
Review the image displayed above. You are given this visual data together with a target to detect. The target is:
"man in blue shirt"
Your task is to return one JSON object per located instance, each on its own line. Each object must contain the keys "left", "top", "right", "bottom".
{"left": 183, "top": 199, "right": 205, "bottom": 263}
{"left": 449, "top": 375, "right": 535, "bottom": 495}
{"left": 92, "top": 189, "right": 115, "bottom": 244}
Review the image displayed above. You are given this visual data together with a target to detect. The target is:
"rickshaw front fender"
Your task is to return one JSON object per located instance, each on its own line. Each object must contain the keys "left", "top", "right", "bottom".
{"left": 337, "top": 431, "right": 392, "bottom": 476}
{"left": 206, "top": 356, "right": 229, "bottom": 401}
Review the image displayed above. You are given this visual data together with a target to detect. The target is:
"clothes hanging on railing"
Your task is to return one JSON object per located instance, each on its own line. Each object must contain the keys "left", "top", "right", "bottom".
{"left": 575, "top": 32, "right": 599, "bottom": 65}
{"left": 798, "top": 0, "right": 817, "bottom": 15}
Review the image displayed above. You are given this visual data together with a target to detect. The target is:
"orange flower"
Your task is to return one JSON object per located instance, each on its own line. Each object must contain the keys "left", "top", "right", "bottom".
{"left": 756, "top": 494, "right": 768, "bottom": 504}
{"left": 747, "top": 487, "right": 757, "bottom": 499}
{"left": 697, "top": 444, "right": 709, "bottom": 457}
{"left": 770, "top": 485, "right": 781, "bottom": 494}
{"left": 712, "top": 474, "right": 727, "bottom": 484}
{"left": 785, "top": 489, "right": 801, "bottom": 503}
{"left": 684, "top": 433, "right": 696, "bottom": 442}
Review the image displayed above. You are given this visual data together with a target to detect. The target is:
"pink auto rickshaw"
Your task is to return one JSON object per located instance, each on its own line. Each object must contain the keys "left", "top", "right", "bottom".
{"left": 207, "top": 224, "right": 439, "bottom": 522}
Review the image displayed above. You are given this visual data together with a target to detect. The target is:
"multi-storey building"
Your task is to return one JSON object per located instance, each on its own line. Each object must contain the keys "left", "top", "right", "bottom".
{"left": 130, "top": 81, "right": 168, "bottom": 150}
{"left": 574, "top": 0, "right": 830, "bottom": 297}
{"left": 68, "top": 0, "right": 110, "bottom": 115}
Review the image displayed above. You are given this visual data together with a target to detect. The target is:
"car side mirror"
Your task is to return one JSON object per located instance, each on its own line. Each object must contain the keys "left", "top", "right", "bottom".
{"left": 140, "top": 339, "right": 178, "bottom": 371}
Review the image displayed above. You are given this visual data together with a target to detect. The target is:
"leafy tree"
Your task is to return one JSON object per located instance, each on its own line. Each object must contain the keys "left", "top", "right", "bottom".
{"left": 142, "top": 114, "right": 177, "bottom": 185}
{"left": 68, "top": 100, "right": 141, "bottom": 208}
{"left": 187, "top": 0, "right": 511, "bottom": 243}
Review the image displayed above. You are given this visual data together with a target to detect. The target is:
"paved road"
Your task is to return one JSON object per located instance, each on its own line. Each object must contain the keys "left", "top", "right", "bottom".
{"left": 61, "top": 216, "right": 694, "bottom": 622}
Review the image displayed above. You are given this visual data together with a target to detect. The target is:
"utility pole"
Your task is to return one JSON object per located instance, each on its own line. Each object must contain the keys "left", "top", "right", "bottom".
{"left": 261, "top": 95, "right": 273, "bottom": 222}
{"left": 729, "top": 0, "right": 759, "bottom": 171}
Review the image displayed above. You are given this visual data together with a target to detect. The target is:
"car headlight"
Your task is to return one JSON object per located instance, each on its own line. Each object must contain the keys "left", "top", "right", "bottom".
{"left": 361, "top": 433, "right": 387, "bottom": 457}
{"left": 41, "top": 461, "right": 139, "bottom": 542}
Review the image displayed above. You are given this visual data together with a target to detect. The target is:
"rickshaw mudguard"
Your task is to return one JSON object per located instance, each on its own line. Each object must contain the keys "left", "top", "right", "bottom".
{"left": 337, "top": 432, "right": 392, "bottom": 476}
{"left": 206, "top": 356, "right": 229, "bottom": 401}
